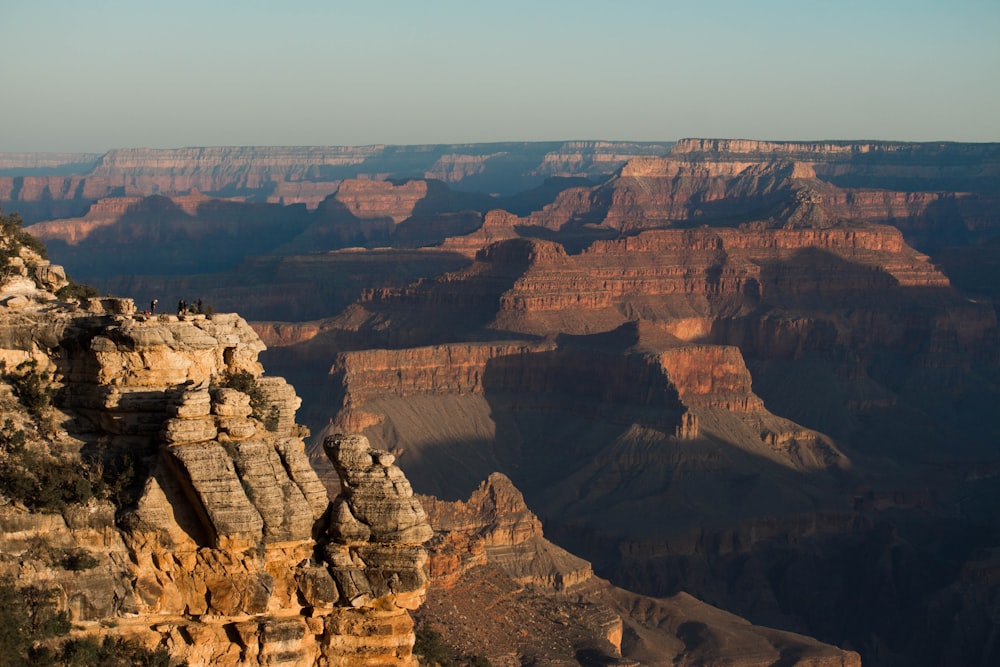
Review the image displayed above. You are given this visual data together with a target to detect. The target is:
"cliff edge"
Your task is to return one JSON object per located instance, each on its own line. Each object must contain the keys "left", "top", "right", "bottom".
{"left": 0, "top": 223, "right": 432, "bottom": 665}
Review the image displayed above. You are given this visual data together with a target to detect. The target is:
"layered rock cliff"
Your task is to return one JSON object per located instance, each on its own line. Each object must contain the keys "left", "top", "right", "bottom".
{"left": 494, "top": 140, "right": 1000, "bottom": 257}
{"left": 0, "top": 239, "right": 434, "bottom": 665}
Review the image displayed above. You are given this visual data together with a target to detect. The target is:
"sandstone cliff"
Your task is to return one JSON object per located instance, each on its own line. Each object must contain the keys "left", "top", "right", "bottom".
{"left": 0, "top": 240, "right": 434, "bottom": 665}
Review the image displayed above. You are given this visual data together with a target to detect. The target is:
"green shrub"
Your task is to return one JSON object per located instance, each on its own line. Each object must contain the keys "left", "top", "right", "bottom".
{"left": 264, "top": 405, "right": 280, "bottom": 432}
{"left": 221, "top": 370, "right": 277, "bottom": 429}
{"left": 100, "top": 450, "right": 138, "bottom": 510}
{"left": 413, "top": 623, "right": 491, "bottom": 667}
{"left": 59, "top": 637, "right": 174, "bottom": 667}
{"left": 0, "top": 208, "right": 48, "bottom": 260}
{"left": 0, "top": 417, "right": 96, "bottom": 513}
{"left": 0, "top": 576, "right": 179, "bottom": 666}
{"left": 55, "top": 281, "right": 100, "bottom": 301}
{"left": 7, "top": 359, "right": 54, "bottom": 419}
{"left": 0, "top": 419, "right": 26, "bottom": 455}
{"left": 0, "top": 577, "right": 70, "bottom": 665}
{"left": 414, "top": 624, "right": 456, "bottom": 667}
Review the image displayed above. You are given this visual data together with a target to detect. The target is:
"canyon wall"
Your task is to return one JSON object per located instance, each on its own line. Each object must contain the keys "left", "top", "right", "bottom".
{"left": 278, "top": 174, "right": 999, "bottom": 665}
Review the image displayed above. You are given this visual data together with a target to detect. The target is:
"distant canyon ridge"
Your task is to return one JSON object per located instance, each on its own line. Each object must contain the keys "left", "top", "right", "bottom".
{"left": 0, "top": 141, "right": 673, "bottom": 222}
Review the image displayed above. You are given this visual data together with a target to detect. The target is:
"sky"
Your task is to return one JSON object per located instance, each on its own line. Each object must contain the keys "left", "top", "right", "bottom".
{"left": 2, "top": 0, "right": 998, "bottom": 153}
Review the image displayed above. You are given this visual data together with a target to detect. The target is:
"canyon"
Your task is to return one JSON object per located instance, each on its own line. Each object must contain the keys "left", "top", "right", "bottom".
{"left": 0, "top": 210, "right": 862, "bottom": 666}
{"left": 4, "top": 138, "right": 1000, "bottom": 666}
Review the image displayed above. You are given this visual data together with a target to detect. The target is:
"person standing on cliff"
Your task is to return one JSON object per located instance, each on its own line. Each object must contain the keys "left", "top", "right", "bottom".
{"left": 150, "top": 298, "right": 157, "bottom": 314}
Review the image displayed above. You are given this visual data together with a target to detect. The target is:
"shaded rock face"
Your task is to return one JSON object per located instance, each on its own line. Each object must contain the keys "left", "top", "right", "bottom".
{"left": 0, "top": 259, "right": 432, "bottom": 665}
{"left": 28, "top": 194, "right": 315, "bottom": 280}
{"left": 416, "top": 473, "right": 861, "bottom": 667}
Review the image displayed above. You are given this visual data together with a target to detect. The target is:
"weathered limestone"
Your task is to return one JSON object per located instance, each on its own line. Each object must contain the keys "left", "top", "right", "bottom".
{"left": 322, "top": 433, "right": 433, "bottom": 615}
{"left": 0, "top": 251, "right": 434, "bottom": 666}
{"left": 254, "top": 375, "right": 301, "bottom": 436}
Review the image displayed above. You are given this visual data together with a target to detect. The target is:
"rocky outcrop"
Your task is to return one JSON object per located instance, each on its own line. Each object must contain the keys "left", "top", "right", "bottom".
{"left": 417, "top": 473, "right": 861, "bottom": 666}
{"left": 0, "top": 245, "right": 433, "bottom": 665}
{"left": 438, "top": 209, "right": 520, "bottom": 258}
{"left": 421, "top": 473, "right": 591, "bottom": 592}
{"left": 322, "top": 434, "right": 433, "bottom": 612}
{"left": 334, "top": 179, "right": 437, "bottom": 224}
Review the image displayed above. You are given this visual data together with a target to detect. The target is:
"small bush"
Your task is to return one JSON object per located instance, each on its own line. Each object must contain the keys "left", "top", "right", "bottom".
{"left": 0, "top": 576, "right": 179, "bottom": 666}
{"left": 0, "top": 419, "right": 26, "bottom": 455}
{"left": 221, "top": 370, "right": 274, "bottom": 427}
{"left": 59, "top": 637, "right": 174, "bottom": 667}
{"left": 414, "top": 624, "right": 455, "bottom": 667}
{"left": 413, "top": 623, "right": 491, "bottom": 667}
{"left": 7, "top": 359, "right": 54, "bottom": 419}
{"left": 264, "top": 405, "right": 280, "bottom": 432}
{"left": 100, "top": 450, "right": 138, "bottom": 510}
{"left": 55, "top": 281, "right": 100, "bottom": 301}
{"left": 0, "top": 208, "right": 48, "bottom": 260}
{"left": 0, "top": 418, "right": 96, "bottom": 514}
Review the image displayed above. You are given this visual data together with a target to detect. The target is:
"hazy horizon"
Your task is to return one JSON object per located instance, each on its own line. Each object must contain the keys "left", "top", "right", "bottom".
{"left": 2, "top": 0, "right": 998, "bottom": 153}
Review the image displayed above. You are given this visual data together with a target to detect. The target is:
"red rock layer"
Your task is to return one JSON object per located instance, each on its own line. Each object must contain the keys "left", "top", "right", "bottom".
{"left": 332, "top": 341, "right": 684, "bottom": 421}
{"left": 333, "top": 179, "right": 430, "bottom": 223}
{"left": 658, "top": 345, "right": 764, "bottom": 413}
{"left": 481, "top": 226, "right": 948, "bottom": 337}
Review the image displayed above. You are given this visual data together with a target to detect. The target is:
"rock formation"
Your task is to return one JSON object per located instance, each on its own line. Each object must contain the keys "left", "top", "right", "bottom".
{"left": 0, "top": 236, "right": 433, "bottom": 664}
{"left": 418, "top": 473, "right": 861, "bottom": 666}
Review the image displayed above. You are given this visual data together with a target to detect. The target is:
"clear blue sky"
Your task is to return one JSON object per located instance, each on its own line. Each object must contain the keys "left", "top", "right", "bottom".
{"left": 2, "top": 0, "right": 998, "bottom": 152}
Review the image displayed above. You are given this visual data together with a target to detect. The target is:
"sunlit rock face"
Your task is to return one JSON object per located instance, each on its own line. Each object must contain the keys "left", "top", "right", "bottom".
{"left": 0, "top": 245, "right": 433, "bottom": 665}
